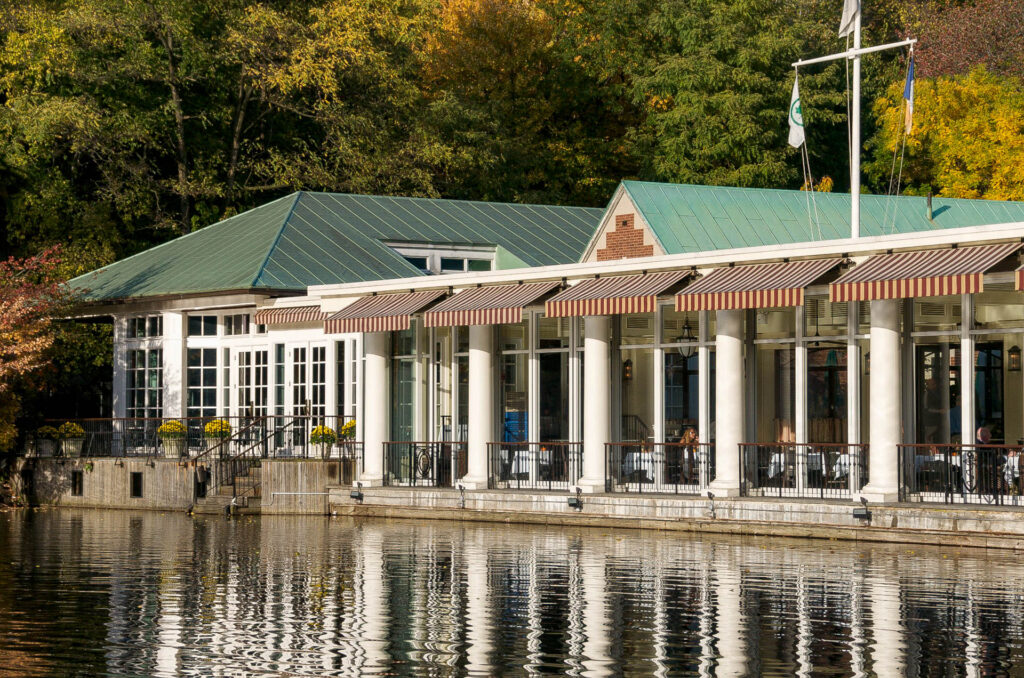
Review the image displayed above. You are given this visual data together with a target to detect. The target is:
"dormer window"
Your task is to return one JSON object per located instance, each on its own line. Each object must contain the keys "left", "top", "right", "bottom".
{"left": 389, "top": 242, "right": 495, "bottom": 275}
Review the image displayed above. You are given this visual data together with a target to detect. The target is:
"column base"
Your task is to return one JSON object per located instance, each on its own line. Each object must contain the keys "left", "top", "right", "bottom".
{"left": 456, "top": 476, "right": 489, "bottom": 491}
{"left": 854, "top": 486, "right": 900, "bottom": 504}
{"left": 353, "top": 477, "right": 383, "bottom": 488}
{"left": 706, "top": 480, "right": 741, "bottom": 498}
{"left": 573, "top": 477, "right": 607, "bottom": 494}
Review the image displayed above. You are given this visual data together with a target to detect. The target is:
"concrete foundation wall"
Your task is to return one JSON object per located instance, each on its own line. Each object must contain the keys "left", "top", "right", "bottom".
{"left": 329, "top": 487, "right": 1024, "bottom": 551}
{"left": 260, "top": 459, "right": 354, "bottom": 515}
{"left": 14, "top": 458, "right": 197, "bottom": 511}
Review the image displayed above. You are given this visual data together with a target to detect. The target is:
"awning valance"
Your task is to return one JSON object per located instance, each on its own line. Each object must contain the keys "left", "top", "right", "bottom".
{"left": 830, "top": 243, "right": 1020, "bottom": 302}
{"left": 1016, "top": 265, "right": 1024, "bottom": 291}
{"left": 676, "top": 259, "right": 840, "bottom": 311}
{"left": 544, "top": 271, "right": 690, "bottom": 318}
{"left": 423, "top": 281, "right": 559, "bottom": 327}
{"left": 254, "top": 306, "right": 328, "bottom": 325}
{"left": 324, "top": 290, "right": 446, "bottom": 334}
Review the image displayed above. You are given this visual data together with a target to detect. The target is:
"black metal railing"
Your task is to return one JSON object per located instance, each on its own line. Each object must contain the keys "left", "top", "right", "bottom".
{"left": 620, "top": 415, "right": 652, "bottom": 443}
{"left": 487, "top": 442, "right": 582, "bottom": 490}
{"left": 31, "top": 415, "right": 357, "bottom": 460}
{"left": 383, "top": 441, "right": 468, "bottom": 487}
{"left": 898, "top": 444, "right": 1024, "bottom": 506}
{"left": 739, "top": 443, "right": 867, "bottom": 499}
{"left": 606, "top": 442, "right": 714, "bottom": 494}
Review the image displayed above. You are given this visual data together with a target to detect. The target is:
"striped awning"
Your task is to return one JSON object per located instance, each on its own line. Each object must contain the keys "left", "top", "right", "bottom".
{"left": 324, "top": 290, "right": 446, "bottom": 334}
{"left": 676, "top": 259, "right": 840, "bottom": 311}
{"left": 830, "top": 243, "right": 1020, "bottom": 302}
{"left": 254, "top": 306, "right": 328, "bottom": 325}
{"left": 544, "top": 271, "right": 690, "bottom": 318}
{"left": 423, "top": 281, "right": 559, "bottom": 327}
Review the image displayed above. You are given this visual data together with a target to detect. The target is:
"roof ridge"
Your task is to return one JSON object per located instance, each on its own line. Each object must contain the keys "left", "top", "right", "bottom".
{"left": 251, "top": 192, "right": 303, "bottom": 288}
{"left": 297, "top": 190, "right": 604, "bottom": 212}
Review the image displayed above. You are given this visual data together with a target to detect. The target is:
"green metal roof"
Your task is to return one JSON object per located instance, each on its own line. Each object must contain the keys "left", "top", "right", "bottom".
{"left": 69, "top": 192, "right": 604, "bottom": 301}
{"left": 620, "top": 181, "right": 1024, "bottom": 255}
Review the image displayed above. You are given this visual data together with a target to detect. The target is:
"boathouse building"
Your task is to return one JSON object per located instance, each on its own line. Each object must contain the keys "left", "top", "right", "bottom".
{"left": 64, "top": 181, "right": 1024, "bottom": 507}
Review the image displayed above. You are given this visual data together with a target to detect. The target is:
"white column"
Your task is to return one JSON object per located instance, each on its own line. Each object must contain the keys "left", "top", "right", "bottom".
{"left": 961, "top": 294, "right": 975, "bottom": 446}
{"left": 325, "top": 338, "right": 339, "bottom": 420}
{"left": 710, "top": 309, "right": 744, "bottom": 496}
{"left": 577, "top": 315, "right": 611, "bottom": 493}
{"left": 698, "top": 310, "right": 711, "bottom": 444}
{"left": 360, "top": 331, "right": 388, "bottom": 486}
{"left": 795, "top": 305, "right": 808, "bottom": 493}
{"left": 162, "top": 312, "right": 185, "bottom": 418}
{"left": 112, "top": 316, "right": 127, "bottom": 419}
{"left": 858, "top": 299, "right": 901, "bottom": 502}
{"left": 847, "top": 302, "right": 861, "bottom": 445}
{"left": 461, "top": 323, "right": 494, "bottom": 489}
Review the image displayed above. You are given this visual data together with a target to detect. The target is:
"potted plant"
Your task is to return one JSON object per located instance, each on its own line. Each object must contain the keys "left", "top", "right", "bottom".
{"left": 58, "top": 422, "right": 86, "bottom": 458}
{"left": 338, "top": 419, "right": 357, "bottom": 482}
{"left": 204, "top": 419, "right": 231, "bottom": 453}
{"left": 36, "top": 426, "right": 58, "bottom": 457}
{"left": 310, "top": 425, "right": 337, "bottom": 459}
{"left": 158, "top": 420, "right": 187, "bottom": 459}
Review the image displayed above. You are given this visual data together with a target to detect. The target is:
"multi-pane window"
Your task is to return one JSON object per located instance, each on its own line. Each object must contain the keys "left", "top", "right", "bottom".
{"left": 292, "top": 347, "right": 307, "bottom": 416}
{"left": 237, "top": 351, "right": 253, "bottom": 415}
{"left": 274, "top": 345, "right": 285, "bottom": 419}
{"left": 127, "top": 349, "right": 163, "bottom": 419}
{"left": 237, "top": 350, "right": 269, "bottom": 418}
{"left": 187, "top": 315, "right": 217, "bottom": 337}
{"left": 311, "top": 346, "right": 326, "bottom": 420}
{"left": 254, "top": 350, "right": 268, "bottom": 417}
{"left": 186, "top": 348, "right": 217, "bottom": 418}
{"left": 127, "top": 316, "right": 162, "bottom": 339}
{"left": 222, "top": 348, "right": 231, "bottom": 415}
{"left": 224, "top": 314, "right": 250, "bottom": 336}
{"left": 336, "top": 341, "right": 346, "bottom": 417}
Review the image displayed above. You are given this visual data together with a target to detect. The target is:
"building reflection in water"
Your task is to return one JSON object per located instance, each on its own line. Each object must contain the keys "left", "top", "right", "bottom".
{"left": 3, "top": 511, "right": 1024, "bottom": 676}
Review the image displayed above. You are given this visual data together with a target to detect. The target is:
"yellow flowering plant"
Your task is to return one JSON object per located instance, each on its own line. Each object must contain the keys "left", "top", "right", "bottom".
{"left": 310, "top": 425, "right": 337, "bottom": 445}
{"left": 203, "top": 419, "right": 232, "bottom": 439}
{"left": 340, "top": 419, "right": 356, "bottom": 439}
{"left": 57, "top": 422, "right": 85, "bottom": 439}
{"left": 157, "top": 420, "right": 187, "bottom": 439}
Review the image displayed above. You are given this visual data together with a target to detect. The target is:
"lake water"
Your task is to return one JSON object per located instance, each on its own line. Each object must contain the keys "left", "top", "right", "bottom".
{"left": 1, "top": 509, "right": 1022, "bottom": 676}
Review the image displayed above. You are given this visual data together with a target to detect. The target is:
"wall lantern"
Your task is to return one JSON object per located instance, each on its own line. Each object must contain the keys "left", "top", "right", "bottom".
{"left": 623, "top": 358, "right": 633, "bottom": 381}
{"left": 674, "top": 318, "right": 697, "bottom": 359}
{"left": 1009, "top": 346, "right": 1022, "bottom": 372}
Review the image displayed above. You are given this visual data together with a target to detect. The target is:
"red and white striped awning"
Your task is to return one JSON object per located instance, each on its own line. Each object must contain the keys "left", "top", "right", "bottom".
{"left": 254, "top": 306, "right": 328, "bottom": 325}
{"left": 544, "top": 271, "right": 690, "bottom": 318}
{"left": 676, "top": 259, "right": 840, "bottom": 311}
{"left": 324, "top": 290, "right": 446, "bottom": 334}
{"left": 422, "top": 281, "right": 559, "bottom": 327}
{"left": 830, "top": 243, "right": 1020, "bottom": 302}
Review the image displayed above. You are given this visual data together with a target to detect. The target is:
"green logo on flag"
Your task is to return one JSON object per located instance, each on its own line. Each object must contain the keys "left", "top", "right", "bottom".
{"left": 790, "top": 98, "right": 804, "bottom": 127}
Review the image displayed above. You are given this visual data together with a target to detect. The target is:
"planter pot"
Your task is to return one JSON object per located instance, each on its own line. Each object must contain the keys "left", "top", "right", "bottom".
{"left": 61, "top": 438, "right": 84, "bottom": 458}
{"left": 37, "top": 440, "right": 56, "bottom": 458}
{"left": 162, "top": 438, "right": 186, "bottom": 459}
{"left": 316, "top": 443, "right": 333, "bottom": 459}
{"left": 205, "top": 437, "right": 229, "bottom": 454}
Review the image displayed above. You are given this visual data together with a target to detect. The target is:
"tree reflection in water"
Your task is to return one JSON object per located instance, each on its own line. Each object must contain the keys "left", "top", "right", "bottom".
{"left": 0, "top": 510, "right": 1022, "bottom": 676}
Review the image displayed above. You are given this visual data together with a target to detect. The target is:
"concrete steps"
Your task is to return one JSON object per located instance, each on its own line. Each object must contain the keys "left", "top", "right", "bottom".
{"left": 191, "top": 467, "right": 262, "bottom": 515}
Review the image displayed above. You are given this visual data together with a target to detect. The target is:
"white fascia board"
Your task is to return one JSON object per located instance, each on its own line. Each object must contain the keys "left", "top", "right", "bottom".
{"left": 307, "top": 220, "right": 1024, "bottom": 301}
{"left": 71, "top": 293, "right": 272, "bottom": 319}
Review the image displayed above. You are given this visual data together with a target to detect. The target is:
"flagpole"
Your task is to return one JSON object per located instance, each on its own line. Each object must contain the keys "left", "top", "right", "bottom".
{"left": 851, "top": 9, "right": 862, "bottom": 238}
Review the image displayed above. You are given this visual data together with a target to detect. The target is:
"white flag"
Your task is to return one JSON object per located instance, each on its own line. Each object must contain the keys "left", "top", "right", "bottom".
{"left": 788, "top": 78, "right": 804, "bottom": 148}
{"left": 839, "top": 0, "right": 860, "bottom": 37}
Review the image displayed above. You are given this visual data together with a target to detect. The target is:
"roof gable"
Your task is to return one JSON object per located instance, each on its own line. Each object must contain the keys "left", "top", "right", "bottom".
{"left": 621, "top": 181, "right": 1024, "bottom": 255}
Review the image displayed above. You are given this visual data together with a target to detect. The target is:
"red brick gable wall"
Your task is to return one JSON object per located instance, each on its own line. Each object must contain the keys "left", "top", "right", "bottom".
{"left": 595, "top": 213, "right": 654, "bottom": 261}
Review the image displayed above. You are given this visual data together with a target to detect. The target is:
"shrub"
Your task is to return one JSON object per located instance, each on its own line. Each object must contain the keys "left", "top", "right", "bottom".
{"left": 36, "top": 425, "right": 58, "bottom": 440}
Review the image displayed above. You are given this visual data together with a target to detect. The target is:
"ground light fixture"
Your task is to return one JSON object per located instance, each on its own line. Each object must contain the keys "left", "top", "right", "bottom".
{"left": 350, "top": 482, "right": 364, "bottom": 503}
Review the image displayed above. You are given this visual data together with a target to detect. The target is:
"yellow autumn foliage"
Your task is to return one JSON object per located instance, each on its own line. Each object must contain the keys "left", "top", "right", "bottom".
{"left": 871, "top": 67, "right": 1024, "bottom": 201}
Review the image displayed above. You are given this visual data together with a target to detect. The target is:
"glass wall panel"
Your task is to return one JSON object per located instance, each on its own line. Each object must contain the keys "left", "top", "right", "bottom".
{"left": 661, "top": 308, "right": 699, "bottom": 347}
{"left": 501, "top": 352, "right": 527, "bottom": 441}
{"left": 455, "top": 355, "right": 469, "bottom": 442}
{"left": 975, "top": 283, "right": 1024, "bottom": 330}
{"left": 431, "top": 327, "right": 452, "bottom": 441}
{"left": 500, "top": 322, "right": 528, "bottom": 351}
{"left": 539, "top": 352, "right": 569, "bottom": 441}
{"left": 620, "top": 313, "right": 655, "bottom": 345}
{"left": 620, "top": 347, "right": 655, "bottom": 442}
{"left": 804, "top": 298, "right": 848, "bottom": 338}
{"left": 755, "top": 345, "right": 796, "bottom": 442}
{"left": 913, "top": 336, "right": 958, "bottom": 445}
{"left": 665, "top": 350, "right": 698, "bottom": 441}
{"left": 807, "top": 345, "right": 847, "bottom": 442}
{"left": 914, "top": 295, "right": 961, "bottom": 333}
{"left": 391, "top": 328, "right": 416, "bottom": 441}
{"left": 538, "top": 316, "right": 570, "bottom": 349}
